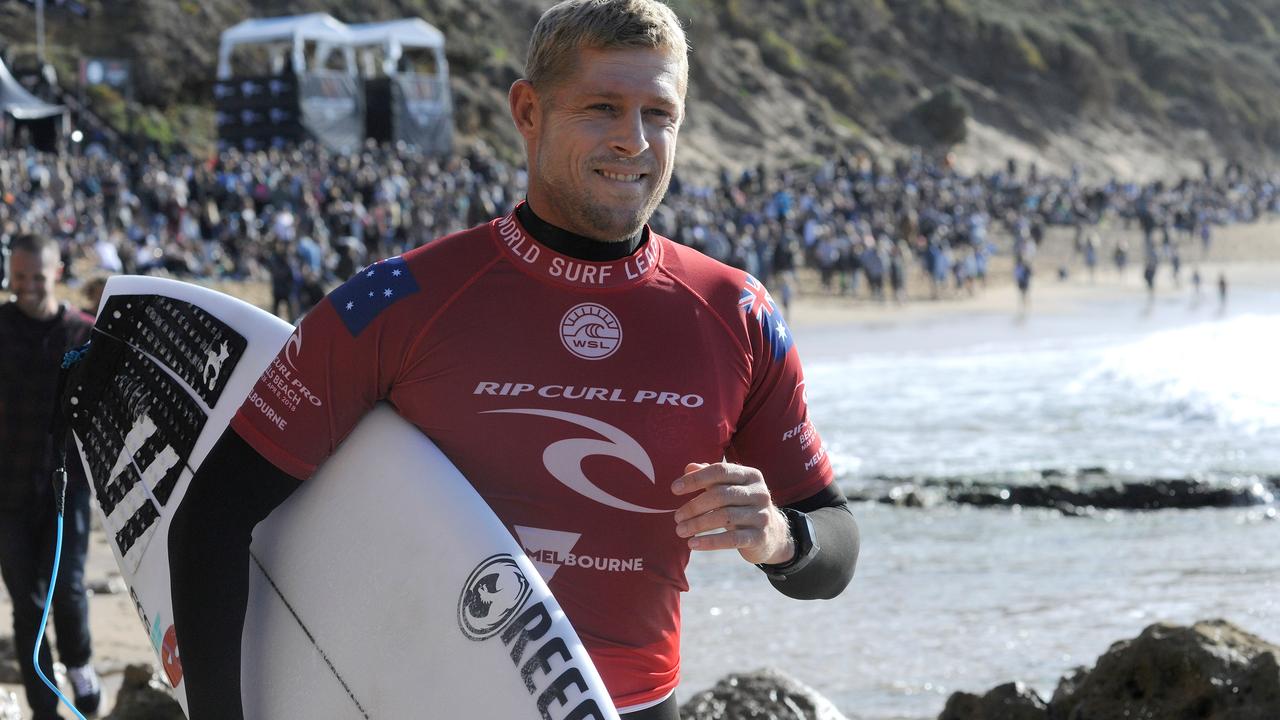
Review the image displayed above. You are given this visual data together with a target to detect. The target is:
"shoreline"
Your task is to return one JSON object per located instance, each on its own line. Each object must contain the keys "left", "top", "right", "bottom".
{"left": 787, "top": 218, "right": 1280, "bottom": 331}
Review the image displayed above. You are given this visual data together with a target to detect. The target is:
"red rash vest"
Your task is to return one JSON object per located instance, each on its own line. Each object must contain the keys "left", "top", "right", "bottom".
{"left": 231, "top": 208, "right": 834, "bottom": 710}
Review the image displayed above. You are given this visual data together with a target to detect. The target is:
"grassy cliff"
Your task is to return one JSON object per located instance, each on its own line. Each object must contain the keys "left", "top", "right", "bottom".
{"left": 1, "top": 0, "right": 1276, "bottom": 176}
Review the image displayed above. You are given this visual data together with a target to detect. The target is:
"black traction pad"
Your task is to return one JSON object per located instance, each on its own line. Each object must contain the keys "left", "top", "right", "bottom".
{"left": 95, "top": 294, "right": 248, "bottom": 409}
{"left": 66, "top": 331, "right": 207, "bottom": 557}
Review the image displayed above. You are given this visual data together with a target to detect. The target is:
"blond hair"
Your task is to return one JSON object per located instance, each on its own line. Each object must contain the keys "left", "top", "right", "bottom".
{"left": 525, "top": 0, "right": 688, "bottom": 92}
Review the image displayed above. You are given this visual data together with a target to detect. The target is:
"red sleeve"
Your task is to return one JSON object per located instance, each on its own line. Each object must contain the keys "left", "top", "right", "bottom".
{"left": 724, "top": 274, "right": 833, "bottom": 506}
{"left": 230, "top": 256, "right": 426, "bottom": 479}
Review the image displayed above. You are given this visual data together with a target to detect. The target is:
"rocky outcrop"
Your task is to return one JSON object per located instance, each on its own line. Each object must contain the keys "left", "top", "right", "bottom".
{"left": 1049, "top": 620, "right": 1280, "bottom": 720}
{"left": 680, "top": 669, "right": 849, "bottom": 720}
{"left": 861, "top": 471, "right": 1278, "bottom": 514}
{"left": 950, "top": 478, "right": 1272, "bottom": 513}
{"left": 939, "top": 682, "right": 1047, "bottom": 720}
{"left": 940, "top": 620, "right": 1280, "bottom": 720}
{"left": 103, "top": 664, "right": 184, "bottom": 720}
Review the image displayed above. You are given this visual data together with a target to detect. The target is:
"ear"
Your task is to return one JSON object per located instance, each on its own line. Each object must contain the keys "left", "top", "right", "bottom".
{"left": 509, "top": 79, "right": 541, "bottom": 144}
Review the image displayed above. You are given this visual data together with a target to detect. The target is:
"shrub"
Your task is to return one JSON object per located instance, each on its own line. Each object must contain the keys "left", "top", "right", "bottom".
{"left": 914, "top": 85, "right": 969, "bottom": 145}
{"left": 760, "top": 30, "right": 806, "bottom": 76}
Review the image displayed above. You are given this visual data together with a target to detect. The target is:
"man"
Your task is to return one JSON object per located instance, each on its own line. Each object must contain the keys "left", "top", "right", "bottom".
{"left": 0, "top": 234, "right": 100, "bottom": 719}
{"left": 168, "top": 2, "right": 859, "bottom": 719}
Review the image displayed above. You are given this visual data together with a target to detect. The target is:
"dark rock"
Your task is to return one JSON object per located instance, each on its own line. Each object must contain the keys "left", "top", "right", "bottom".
{"left": 1048, "top": 620, "right": 1280, "bottom": 720}
{"left": 104, "top": 664, "right": 184, "bottom": 720}
{"left": 946, "top": 477, "right": 1268, "bottom": 513}
{"left": 939, "top": 681, "right": 1048, "bottom": 720}
{"left": 878, "top": 484, "right": 944, "bottom": 508}
{"left": 680, "top": 669, "right": 848, "bottom": 720}
{"left": 1051, "top": 666, "right": 1090, "bottom": 704}
{"left": 864, "top": 472, "right": 1276, "bottom": 514}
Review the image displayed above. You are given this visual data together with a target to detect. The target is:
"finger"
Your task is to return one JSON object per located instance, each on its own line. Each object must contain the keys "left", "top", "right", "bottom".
{"left": 671, "top": 462, "right": 719, "bottom": 495}
{"left": 687, "top": 527, "right": 764, "bottom": 552}
{"left": 676, "top": 504, "right": 763, "bottom": 538}
{"left": 671, "top": 462, "right": 758, "bottom": 496}
{"left": 672, "top": 483, "right": 761, "bottom": 524}
{"left": 675, "top": 505, "right": 769, "bottom": 538}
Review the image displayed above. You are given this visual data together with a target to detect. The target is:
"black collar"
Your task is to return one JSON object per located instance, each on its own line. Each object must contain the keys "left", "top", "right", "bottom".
{"left": 516, "top": 201, "right": 646, "bottom": 262}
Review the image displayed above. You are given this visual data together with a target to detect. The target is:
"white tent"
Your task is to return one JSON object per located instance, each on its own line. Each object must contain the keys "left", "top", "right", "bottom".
{"left": 214, "top": 13, "right": 452, "bottom": 154}
{"left": 0, "top": 57, "right": 66, "bottom": 151}
{"left": 0, "top": 58, "right": 64, "bottom": 120}
{"left": 216, "top": 13, "right": 356, "bottom": 79}
{"left": 346, "top": 19, "right": 448, "bottom": 78}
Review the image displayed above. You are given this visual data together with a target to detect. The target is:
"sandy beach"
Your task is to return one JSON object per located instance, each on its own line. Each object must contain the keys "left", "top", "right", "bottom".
{"left": 788, "top": 218, "right": 1280, "bottom": 328}
{"left": 3, "top": 217, "right": 1277, "bottom": 716}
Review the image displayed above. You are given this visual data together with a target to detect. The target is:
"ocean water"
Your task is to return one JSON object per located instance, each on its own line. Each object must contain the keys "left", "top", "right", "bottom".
{"left": 810, "top": 309, "right": 1280, "bottom": 482}
{"left": 678, "top": 290, "right": 1280, "bottom": 720}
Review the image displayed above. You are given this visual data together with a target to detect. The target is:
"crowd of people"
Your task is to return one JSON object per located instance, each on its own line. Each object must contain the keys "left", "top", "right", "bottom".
{"left": 1, "top": 141, "right": 1278, "bottom": 320}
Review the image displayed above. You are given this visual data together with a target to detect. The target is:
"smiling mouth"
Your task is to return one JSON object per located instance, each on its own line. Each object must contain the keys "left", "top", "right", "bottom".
{"left": 596, "top": 169, "right": 645, "bottom": 182}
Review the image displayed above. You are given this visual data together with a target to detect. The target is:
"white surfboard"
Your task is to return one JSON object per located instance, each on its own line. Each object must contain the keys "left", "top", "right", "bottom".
{"left": 66, "top": 275, "right": 618, "bottom": 719}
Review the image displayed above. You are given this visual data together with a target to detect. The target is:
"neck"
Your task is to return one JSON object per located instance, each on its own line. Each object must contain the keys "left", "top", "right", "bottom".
{"left": 516, "top": 201, "right": 645, "bottom": 262}
{"left": 16, "top": 301, "right": 59, "bottom": 322}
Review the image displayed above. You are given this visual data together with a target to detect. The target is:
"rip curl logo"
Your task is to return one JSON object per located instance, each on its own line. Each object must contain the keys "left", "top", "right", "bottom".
{"left": 560, "top": 303, "right": 621, "bottom": 360}
{"left": 283, "top": 325, "right": 303, "bottom": 370}
{"left": 458, "top": 555, "right": 533, "bottom": 641}
{"left": 482, "top": 409, "right": 668, "bottom": 514}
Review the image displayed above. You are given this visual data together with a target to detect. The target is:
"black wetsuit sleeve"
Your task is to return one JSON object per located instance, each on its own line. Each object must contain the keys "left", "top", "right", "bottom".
{"left": 767, "top": 484, "right": 859, "bottom": 600}
{"left": 168, "top": 428, "right": 301, "bottom": 720}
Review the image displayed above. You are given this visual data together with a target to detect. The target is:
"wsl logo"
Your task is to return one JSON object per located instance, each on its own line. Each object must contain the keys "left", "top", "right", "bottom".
{"left": 458, "top": 554, "right": 533, "bottom": 641}
{"left": 560, "top": 303, "right": 621, "bottom": 360}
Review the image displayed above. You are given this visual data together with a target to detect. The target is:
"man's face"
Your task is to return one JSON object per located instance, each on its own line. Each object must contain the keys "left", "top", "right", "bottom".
{"left": 8, "top": 247, "right": 61, "bottom": 320}
{"left": 514, "top": 46, "right": 685, "bottom": 242}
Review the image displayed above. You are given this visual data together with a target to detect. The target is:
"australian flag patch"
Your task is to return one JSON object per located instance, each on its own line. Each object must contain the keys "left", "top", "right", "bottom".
{"left": 328, "top": 257, "right": 421, "bottom": 337}
{"left": 738, "top": 274, "right": 792, "bottom": 361}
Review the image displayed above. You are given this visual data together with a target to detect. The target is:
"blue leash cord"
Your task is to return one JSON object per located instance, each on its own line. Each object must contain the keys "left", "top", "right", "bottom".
{"left": 32, "top": 496, "right": 90, "bottom": 720}
{"left": 32, "top": 345, "right": 92, "bottom": 719}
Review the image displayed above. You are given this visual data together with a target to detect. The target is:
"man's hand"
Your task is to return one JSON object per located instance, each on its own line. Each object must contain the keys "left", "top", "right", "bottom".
{"left": 672, "top": 462, "right": 795, "bottom": 566}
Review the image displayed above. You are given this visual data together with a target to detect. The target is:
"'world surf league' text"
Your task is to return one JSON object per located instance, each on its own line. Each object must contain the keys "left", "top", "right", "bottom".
{"left": 496, "top": 214, "right": 659, "bottom": 286}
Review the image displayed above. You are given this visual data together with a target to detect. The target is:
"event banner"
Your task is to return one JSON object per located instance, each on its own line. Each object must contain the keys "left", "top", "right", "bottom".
{"left": 297, "top": 71, "right": 364, "bottom": 154}
{"left": 392, "top": 74, "right": 453, "bottom": 155}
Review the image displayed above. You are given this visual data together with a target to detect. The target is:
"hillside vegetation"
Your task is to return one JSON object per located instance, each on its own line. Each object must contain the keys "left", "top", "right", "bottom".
{"left": 1, "top": 0, "right": 1277, "bottom": 178}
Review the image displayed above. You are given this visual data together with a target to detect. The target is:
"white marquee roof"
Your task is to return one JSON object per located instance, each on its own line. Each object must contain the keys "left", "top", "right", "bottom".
{"left": 217, "top": 14, "right": 448, "bottom": 79}
{"left": 346, "top": 19, "right": 445, "bottom": 50}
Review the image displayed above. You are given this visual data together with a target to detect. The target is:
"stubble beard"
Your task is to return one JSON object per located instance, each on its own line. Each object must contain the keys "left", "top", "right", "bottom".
{"left": 536, "top": 151, "right": 672, "bottom": 243}
{"left": 578, "top": 188, "right": 661, "bottom": 242}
